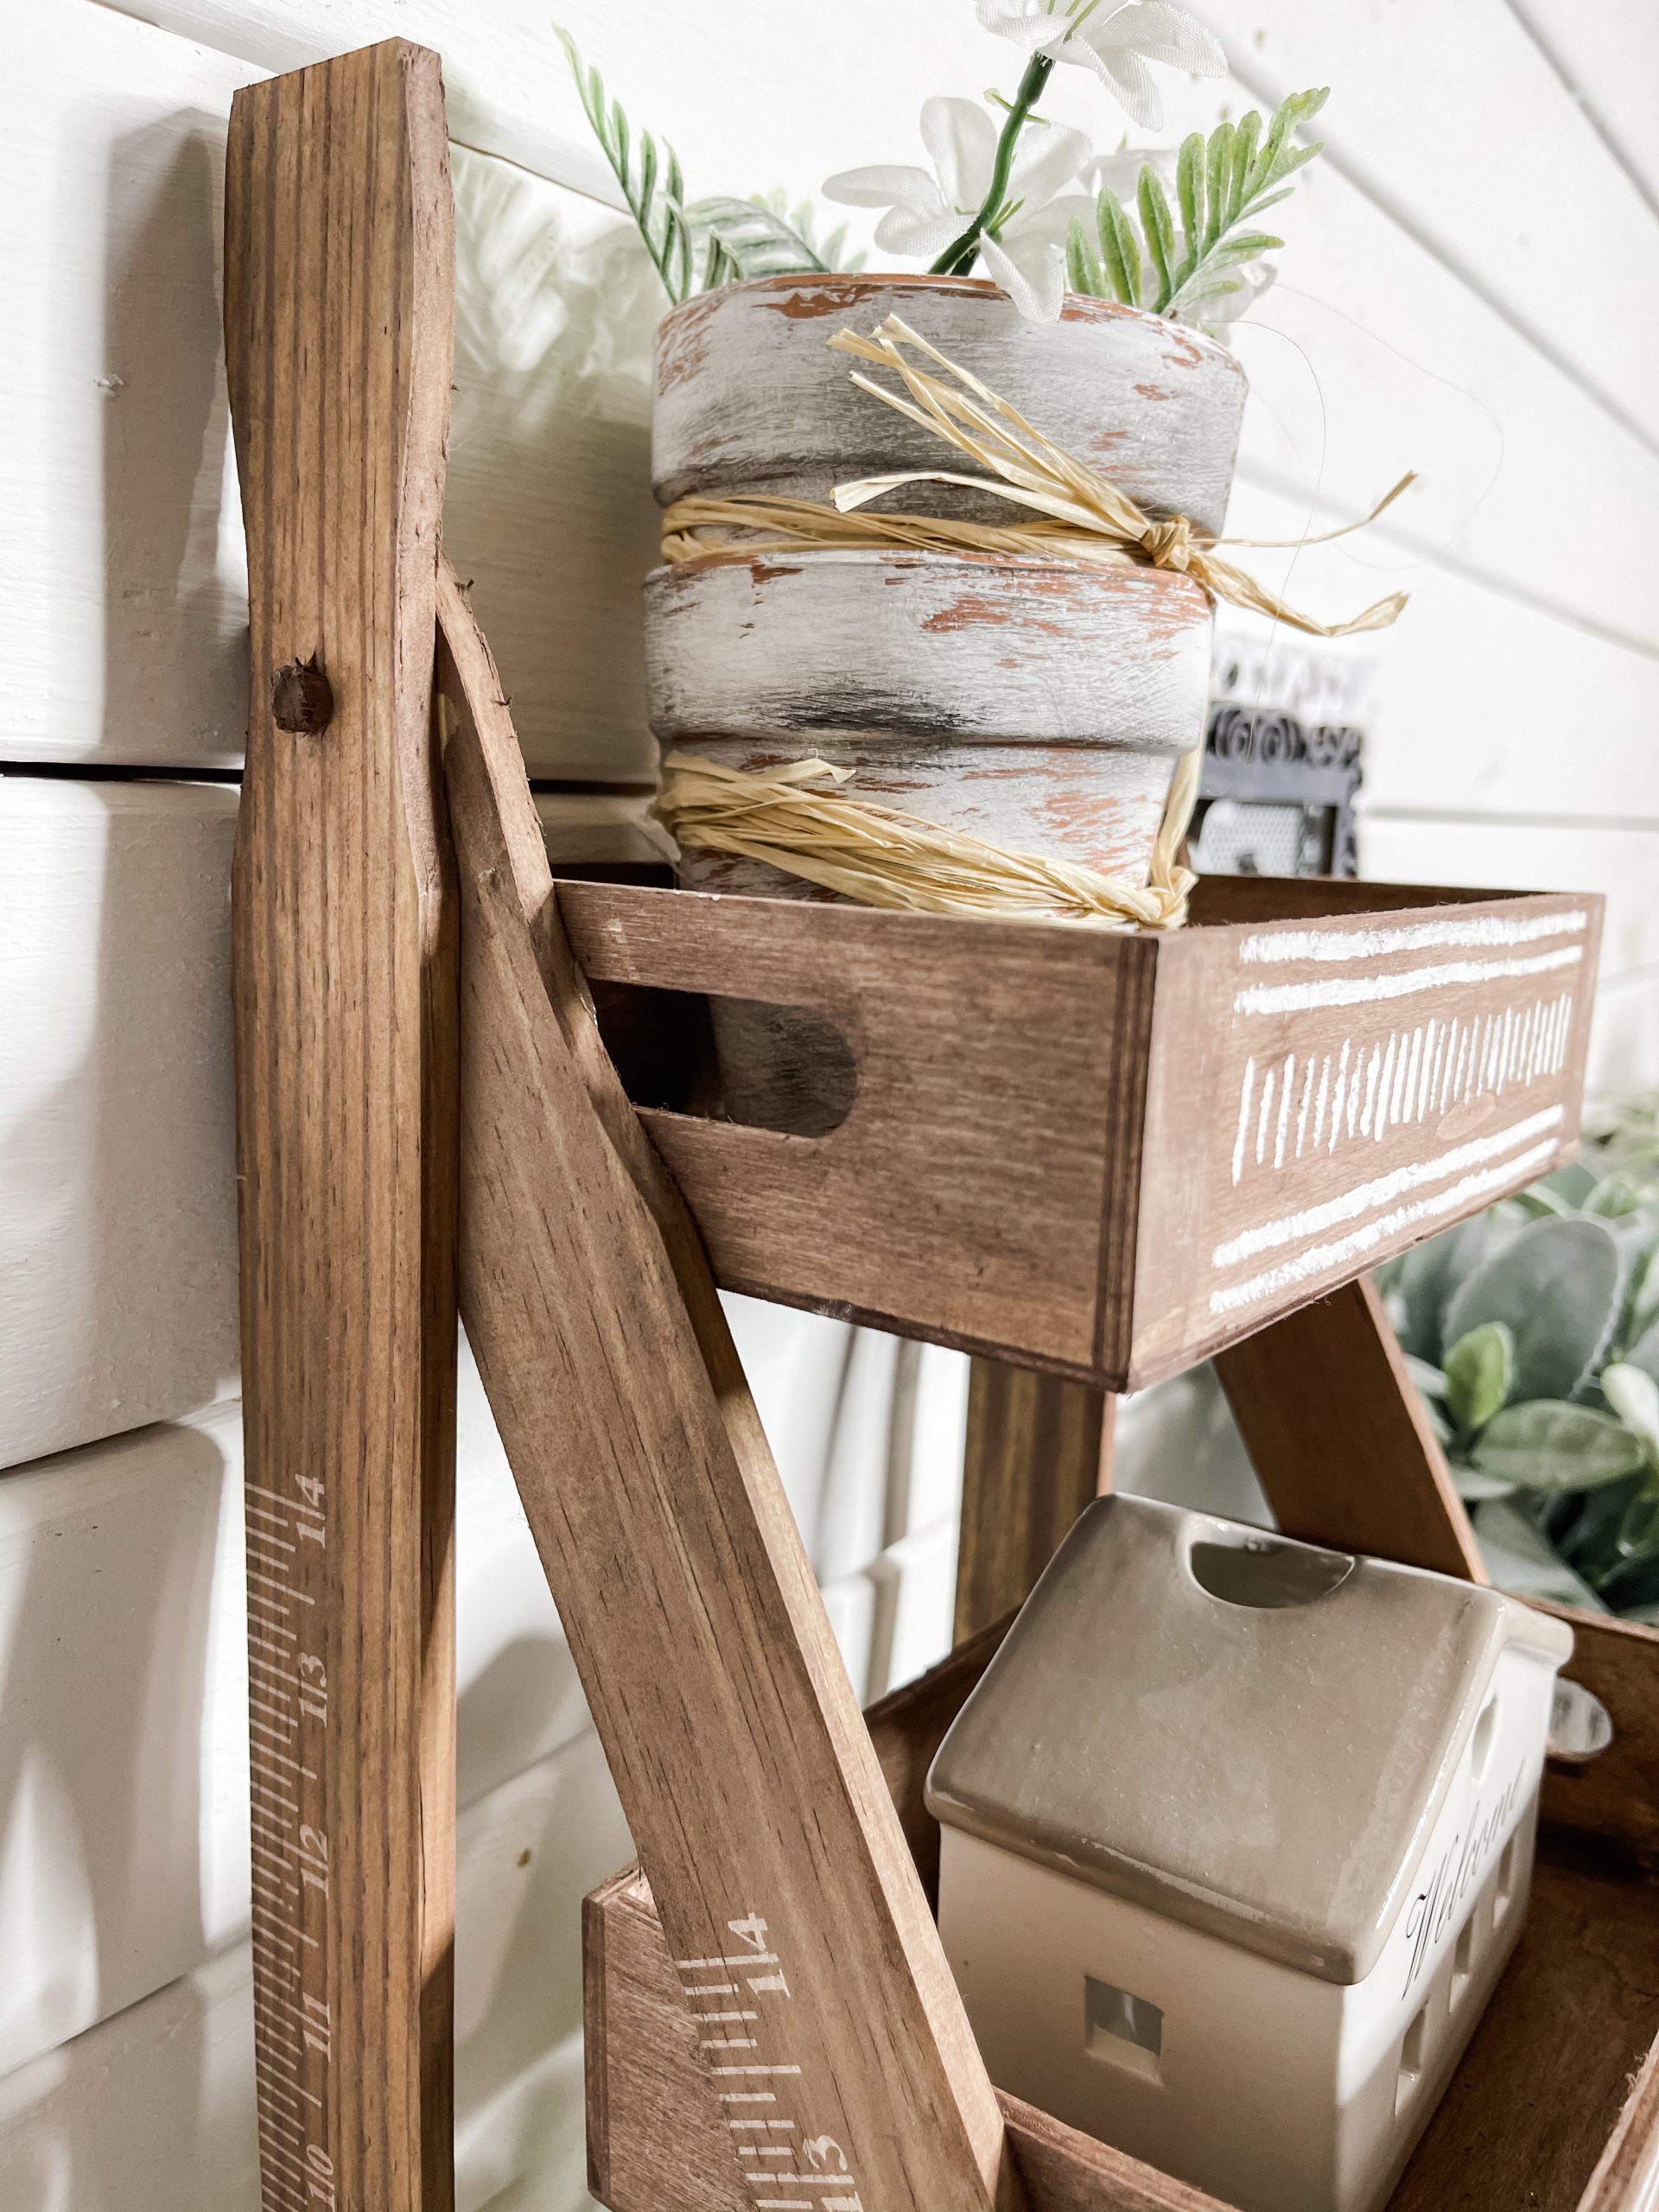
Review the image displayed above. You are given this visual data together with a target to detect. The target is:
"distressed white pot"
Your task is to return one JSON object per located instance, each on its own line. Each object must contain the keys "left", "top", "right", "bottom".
{"left": 653, "top": 274, "right": 1246, "bottom": 531}
{"left": 645, "top": 276, "right": 1243, "bottom": 905}
{"left": 644, "top": 547, "right": 1211, "bottom": 898}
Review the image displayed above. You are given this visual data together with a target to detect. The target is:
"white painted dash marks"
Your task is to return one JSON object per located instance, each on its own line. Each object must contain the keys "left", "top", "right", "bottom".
{"left": 677, "top": 1916, "right": 868, "bottom": 2210}
{"left": 1208, "top": 905, "right": 1589, "bottom": 1319}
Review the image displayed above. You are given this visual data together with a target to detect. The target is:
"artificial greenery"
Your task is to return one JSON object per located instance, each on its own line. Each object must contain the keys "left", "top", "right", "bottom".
{"left": 1378, "top": 1145, "right": 1659, "bottom": 1618}
{"left": 557, "top": 29, "right": 856, "bottom": 304}
{"left": 1065, "top": 88, "right": 1327, "bottom": 316}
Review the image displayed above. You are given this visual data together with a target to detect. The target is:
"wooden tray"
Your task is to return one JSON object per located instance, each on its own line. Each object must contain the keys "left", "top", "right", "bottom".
{"left": 584, "top": 1598, "right": 1659, "bottom": 2212}
{"left": 562, "top": 874, "right": 1602, "bottom": 1389}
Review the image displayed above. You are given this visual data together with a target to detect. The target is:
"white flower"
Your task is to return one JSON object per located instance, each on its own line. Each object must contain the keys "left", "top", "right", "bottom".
{"left": 824, "top": 96, "right": 1090, "bottom": 321}
{"left": 979, "top": 0, "right": 1226, "bottom": 131}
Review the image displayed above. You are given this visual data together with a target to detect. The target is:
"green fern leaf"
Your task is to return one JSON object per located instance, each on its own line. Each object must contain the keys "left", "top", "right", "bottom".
{"left": 1151, "top": 86, "right": 1326, "bottom": 325}
{"left": 1176, "top": 133, "right": 1205, "bottom": 276}
{"left": 1204, "top": 121, "right": 1233, "bottom": 251}
{"left": 1138, "top": 165, "right": 1177, "bottom": 309}
{"left": 1066, "top": 213, "right": 1109, "bottom": 299}
{"left": 1096, "top": 187, "right": 1142, "bottom": 307}
{"left": 1228, "top": 109, "right": 1261, "bottom": 224}
{"left": 683, "top": 195, "right": 830, "bottom": 281}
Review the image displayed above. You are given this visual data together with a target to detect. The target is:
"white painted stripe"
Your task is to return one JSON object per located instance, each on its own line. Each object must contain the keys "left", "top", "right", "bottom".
{"left": 1378, "top": 1033, "right": 1401, "bottom": 1141}
{"left": 1256, "top": 1067, "right": 1275, "bottom": 1166}
{"left": 1361, "top": 1044, "right": 1382, "bottom": 1137}
{"left": 1211, "top": 1105, "right": 1565, "bottom": 1273}
{"left": 1313, "top": 1054, "right": 1332, "bottom": 1150}
{"left": 1333, "top": 1039, "right": 1352, "bottom": 1147}
{"left": 1209, "top": 1139, "right": 1562, "bottom": 1317}
{"left": 1438, "top": 1020, "right": 1459, "bottom": 1114}
{"left": 1274, "top": 1054, "right": 1295, "bottom": 1168}
{"left": 1230, "top": 1057, "right": 1256, "bottom": 1187}
{"left": 1237, "top": 910, "right": 1589, "bottom": 964}
{"left": 1235, "top": 945, "right": 1584, "bottom": 1016}
{"left": 1295, "top": 1058, "right": 1315, "bottom": 1160}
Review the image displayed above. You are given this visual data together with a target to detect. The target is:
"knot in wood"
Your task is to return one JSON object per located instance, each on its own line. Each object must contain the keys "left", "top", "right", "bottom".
{"left": 270, "top": 655, "right": 335, "bottom": 734}
{"left": 1139, "top": 518, "right": 1196, "bottom": 574}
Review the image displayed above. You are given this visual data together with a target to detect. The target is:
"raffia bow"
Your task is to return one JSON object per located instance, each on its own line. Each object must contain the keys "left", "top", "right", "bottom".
{"left": 660, "top": 315, "right": 1414, "bottom": 639}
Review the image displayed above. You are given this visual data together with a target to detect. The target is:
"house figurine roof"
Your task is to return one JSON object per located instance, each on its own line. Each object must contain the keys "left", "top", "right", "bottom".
{"left": 925, "top": 1496, "right": 1573, "bottom": 1984}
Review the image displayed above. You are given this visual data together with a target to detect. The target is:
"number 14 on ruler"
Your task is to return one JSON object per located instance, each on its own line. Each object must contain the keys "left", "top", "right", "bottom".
{"left": 677, "top": 1916, "right": 866, "bottom": 2211}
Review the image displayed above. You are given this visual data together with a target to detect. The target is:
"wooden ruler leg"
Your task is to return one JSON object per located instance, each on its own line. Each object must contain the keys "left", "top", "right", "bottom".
{"left": 1214, "top": 1274, "right": 1486, "bottom": 1580}
{"left": 437, "top": 566, "right": 1020, "bottom": 2212}
{"left": 226, "top": 45, "right": 457, "bottom": 2212}
{"left": 954, "top": 1363, "right": 1113, "bottom": 1643}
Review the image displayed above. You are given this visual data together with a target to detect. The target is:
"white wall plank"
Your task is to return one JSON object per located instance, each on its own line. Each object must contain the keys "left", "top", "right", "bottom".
{"left": 16, "top": 0, "right": 1659, "bottom": 784}
{"left": 1584, "top": 969, "right": 1659, "bottom": 1096}
{"left": 2, "top": 10, "right": 251, "bottom": 767}
{"left": 0, "top": 777, "right": 240, "bottom": 1469}
{"left": 1211, "top": 481, "right": 1659, "bottom": 823}
{"left": 0, "top": 1339, "right": 605, "bottom": 2082}
{"left": 0, "top": 1404, "right": 248, "bottom": 2082}
{"left": 0, "top": 1293, "right": 938, "bottom": 2081}
{"left": 1184, "top": 117, "right": 1659, "bottom": 658}
{"left": 447, "top": 149, "right": 660, "bottom": 786}
{"left": 0, "top": 1726, "right": 626, "bottom": 2212}
{"left": 0, "top": 779, "right": 659, "bottom": 1470}
{"left": 1186, "top": 0, "right": 1659, "bottom": 455}
{"left": 1506, "top": 0, "right": 1659, "bottom": 217}
{"left": 1, "top": 6, "right": 671, "bottom": 780}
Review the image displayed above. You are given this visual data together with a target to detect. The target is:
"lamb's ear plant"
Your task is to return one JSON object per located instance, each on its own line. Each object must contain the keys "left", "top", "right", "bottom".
{"left": 558, "top": 27, "right": 848, "bottom": 303}
{"left": 1378, "top": 1139, "right": 1659, "bottom": 1619}
{"left": 1065, "top": 87, "right": 1327, "bottom": 316}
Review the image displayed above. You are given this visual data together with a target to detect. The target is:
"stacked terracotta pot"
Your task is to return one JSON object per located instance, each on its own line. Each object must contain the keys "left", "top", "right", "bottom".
{"left": 644, "top": 274, "right": 1247, "bottom": 906}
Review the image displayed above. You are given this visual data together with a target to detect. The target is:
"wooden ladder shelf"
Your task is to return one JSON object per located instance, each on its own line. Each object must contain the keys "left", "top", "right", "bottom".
{"left": 224, "top": 41, "right": 1659, "bottom": 2212}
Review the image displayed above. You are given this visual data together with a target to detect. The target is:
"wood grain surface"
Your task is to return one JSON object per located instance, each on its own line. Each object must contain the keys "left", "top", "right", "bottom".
{"left": 955, "top": 1365, "right": 1112, "bottom": 1644}
{"left": 559, "top": 876, "right": 1600, "bottom": 1387}
{"left": 436, "top": 561, "right": 1017, "bottom": 2212}
{"left": 1216, "top": 1276, "right": 1486, "bottom": 1580}
{"left": 225, "top": 40, "right": 458, "bottom": 2212}
{"left": 1540, "top": 1608, "right": 1659, "bottom": 1869}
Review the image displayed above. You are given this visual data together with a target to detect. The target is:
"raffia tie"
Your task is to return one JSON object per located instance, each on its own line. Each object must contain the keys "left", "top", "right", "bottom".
{"left": 656, "top": 746, "right": 1201, "bottom": 931}
{"left": 660, "top": 315, "right": 1415, "bottom": 640}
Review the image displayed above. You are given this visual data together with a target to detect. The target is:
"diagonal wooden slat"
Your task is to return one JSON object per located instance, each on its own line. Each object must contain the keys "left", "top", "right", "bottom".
{"left": 435, "top": 559, "right": 1020, "bottom": 2212}
{"left": 1215, "top": 1275, "right": 1486, "bottom": 1581}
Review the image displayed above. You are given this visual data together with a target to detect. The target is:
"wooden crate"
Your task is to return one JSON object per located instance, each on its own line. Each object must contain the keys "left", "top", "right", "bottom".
{"left": 584, "top": 1598, "right": 1659, "bottom": 2212}
{"left": 562, "top": 874, "right": 1602, "bottom": 1390}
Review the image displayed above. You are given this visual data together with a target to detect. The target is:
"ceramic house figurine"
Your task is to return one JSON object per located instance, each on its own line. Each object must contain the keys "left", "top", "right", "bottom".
{"left": 926, "top": 1496, "right": 1574, "bottom": 2212}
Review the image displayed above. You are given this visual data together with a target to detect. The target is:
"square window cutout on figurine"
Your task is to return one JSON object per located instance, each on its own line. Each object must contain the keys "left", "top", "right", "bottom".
{"left": 925, "top": 1495, "right": 1577, "bottom": 2212}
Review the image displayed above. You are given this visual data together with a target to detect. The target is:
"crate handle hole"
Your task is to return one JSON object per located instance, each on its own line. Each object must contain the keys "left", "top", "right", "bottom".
{"left": 589, "top": 979, "right": 857, "bottom": 1137}
{"left": 1084, "top": 1977, "right": 1163, "bottom": 2082}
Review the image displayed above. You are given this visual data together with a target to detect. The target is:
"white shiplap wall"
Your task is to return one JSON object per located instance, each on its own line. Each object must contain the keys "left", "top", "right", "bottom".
{"left": 2, "top": 1, "right": 1655, "bottom": 2204}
